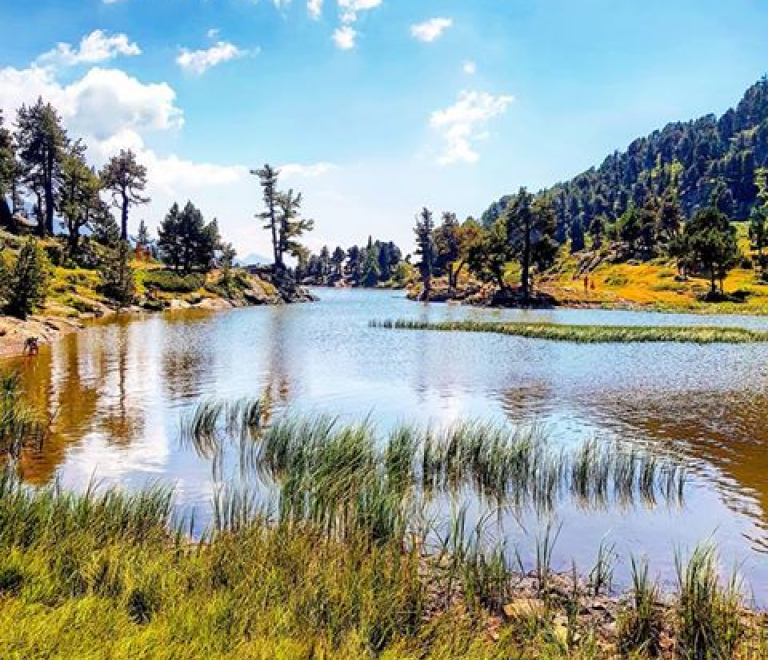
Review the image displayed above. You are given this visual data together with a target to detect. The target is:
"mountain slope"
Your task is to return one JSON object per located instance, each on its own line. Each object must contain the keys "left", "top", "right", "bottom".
{"left": 484, "top": 77, "right": 768, "bottom": 236}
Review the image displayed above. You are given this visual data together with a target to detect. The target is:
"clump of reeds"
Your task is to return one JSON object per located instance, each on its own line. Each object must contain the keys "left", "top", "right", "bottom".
{"left": 617, "top": 556, "right": 665, "bottom": 657}
{"left": 183, "top": 401, "right": 688, "bottom": 522}
{"left": 0, "top": 372, "right": 46, "bottom": 459}
{"left": 369, "top": 318, "right": 768, "bottom": 344}
{"left": 675, "top": 544, "right": 745, "bottom": 660}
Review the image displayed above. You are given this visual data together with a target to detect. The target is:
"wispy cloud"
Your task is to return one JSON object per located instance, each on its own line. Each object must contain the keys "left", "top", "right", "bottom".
{"left": 463, "top": 61, "right": 477, "bottom": 75}
{"left": 37, "top": 30, "right": 141, "bottom": 67}
{"left": 176, "top": 41, "right": 248, "bottom": 75}
{"left": 430, "top": 90, "right": 514, "bottom": 165}
{"left": 410, "top": 17, "right": 453, "bottom": 43}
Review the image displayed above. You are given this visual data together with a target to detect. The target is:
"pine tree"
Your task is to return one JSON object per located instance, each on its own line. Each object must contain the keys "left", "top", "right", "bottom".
{"left": 505, "top": 188, "right": 558, "bottom": 300}
{"left": 157, "top": 202, "right": 220, "bottom": 273}
{"left": 101, "top": 149, "right": 150, "bottom": 240}
{"left": 413, "top": 208, "right": 435, "bottom": 299}
{"left": 685, "top": 207, "right": 740, "bottom": 296}
{"left": 59, "top": 141, "right": 101, "bottom": 258}
{"left": 5, "top": 238, "right": 50, "bottom": 319}
{"left": 15, "top": 98, "right": 69, "bottom": 236}
{"left": 252, "top": 164, "right": 281, "bottom": 269}
{"left": 361, "top": 243, "right": 381, "bottom": 287}
{"left": 331, "top": 247, "right": 346, "bottom": 277}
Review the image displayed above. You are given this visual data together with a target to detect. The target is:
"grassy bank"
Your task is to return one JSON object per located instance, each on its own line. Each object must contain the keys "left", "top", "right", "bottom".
{"left": 370, "top": 319, "right": 768, "bottom": 344}
{"left": 0, "top": 461, "right": 763, "bottom": 658}
{"left": 0, "top": 390, "right": 765, "bottom": 658}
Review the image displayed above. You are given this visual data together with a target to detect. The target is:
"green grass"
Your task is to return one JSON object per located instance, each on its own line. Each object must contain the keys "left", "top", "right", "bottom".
{"left": 370, "top": 319, "right": 768, "bottom": 344}
{"left": 0, "top": 389, "right": 763, "bottom": 659}
{"left": 182, "top": 402, "right": 687, "bottom": 519}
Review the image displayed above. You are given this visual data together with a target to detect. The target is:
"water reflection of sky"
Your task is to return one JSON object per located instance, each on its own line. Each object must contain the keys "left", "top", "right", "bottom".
{"left": 5, "top": 288, "right": 768, "bottom": 605}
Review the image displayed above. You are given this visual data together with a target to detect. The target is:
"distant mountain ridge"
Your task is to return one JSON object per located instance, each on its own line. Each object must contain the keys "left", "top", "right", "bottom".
{"left": 484, "top": 77, "right": 768, "bottom": 237}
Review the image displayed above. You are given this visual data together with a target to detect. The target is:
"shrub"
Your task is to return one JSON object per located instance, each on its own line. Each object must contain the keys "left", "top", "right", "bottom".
{"left": 142, "top": 270, "right": 205, "bottom": 293}
{"left": 100, "top": 241, "right": 136, "bottom": 307}
{"left": 4, "top": 238, "right": 51, "bottom": 320}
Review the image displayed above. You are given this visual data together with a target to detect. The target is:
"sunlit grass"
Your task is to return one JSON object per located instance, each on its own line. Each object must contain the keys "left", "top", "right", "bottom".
{"left": 370, "top": 318, "right": 768, "bottom": 343}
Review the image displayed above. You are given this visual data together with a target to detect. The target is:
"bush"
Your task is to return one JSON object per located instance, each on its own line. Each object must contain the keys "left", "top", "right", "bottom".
{"left": 142, "top": 270, "right": 205, "bottom": 293}
{"left": 100, "top": 242, "right": 136, "bottom": 307}
{"left": 4, "top": 238, "right": 51, "bottom": 320}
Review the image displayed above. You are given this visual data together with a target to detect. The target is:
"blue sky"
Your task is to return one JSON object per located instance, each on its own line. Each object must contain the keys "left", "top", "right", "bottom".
{"left": 1, "top": 0, "right": 767, "bottom": 256}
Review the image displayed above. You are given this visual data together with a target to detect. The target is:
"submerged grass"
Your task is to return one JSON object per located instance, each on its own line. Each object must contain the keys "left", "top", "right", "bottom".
{"left": 369, "top": 319, "right": 768, "bottom": 344}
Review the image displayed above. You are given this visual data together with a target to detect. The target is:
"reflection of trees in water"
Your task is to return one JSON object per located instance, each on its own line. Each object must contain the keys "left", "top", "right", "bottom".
{"left": 15, "top": 336, "right": 100, "bottom": 484}
{"left": 97, "top": 322, "right": 145, "bottom": 447}
{"left": 14, "top": 320, "right": 153, "bottom": 482}
{"left": 526, "top": 384, "right": 768, "bottom": 552}
{"left": 261, "top": 309, "right": 292, "bottom": 413}
{"left": 161, "top": 318, "right": 216, "bottom": 402}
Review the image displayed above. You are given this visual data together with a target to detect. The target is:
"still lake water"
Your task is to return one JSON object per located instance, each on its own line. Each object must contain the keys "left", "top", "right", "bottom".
{"left": 5, "top": 288, "right": 768, "bottom": 604}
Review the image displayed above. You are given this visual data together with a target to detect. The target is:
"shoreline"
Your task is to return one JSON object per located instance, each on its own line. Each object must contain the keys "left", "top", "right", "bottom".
{"left": 0, "top": 290, "right": 315, "bottom": 360}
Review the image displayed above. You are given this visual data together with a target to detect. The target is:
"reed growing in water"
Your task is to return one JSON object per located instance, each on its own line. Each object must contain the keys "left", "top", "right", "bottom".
{"left": 182, "top": 401, "right": 687, "bottom": 526}
{"left": 369, "top": 319, "right": 768, "bottom": 344}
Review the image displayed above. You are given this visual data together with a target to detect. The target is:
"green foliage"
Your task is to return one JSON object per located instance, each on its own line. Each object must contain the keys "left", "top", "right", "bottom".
{"left": 59, "top": 140, "right": 101, "bottom": 258}
{"left": 617, "top": 557, "right": 663, "bottom": 657}
{"left": 414, "top": 208, "right": 436, "bottom": 296}
{"left": 100, "top": 241, "right": 136, "bottom": 307}
{"left": 14, "top": 98, "right": 69, "bottom": 236}
{"left": 157, "top": 201, "right": 220, "bottom": 274}
{"left": 684, "top": 207, "right": 740, "bottom": 295}
{"left": 511, "top": 78, "right": 768, "bottom": 241}
{"left": 142, "top": 269, "right": 205, "bottom": 293}
{"left": 100, "top": 149, "right": 150, "bottom": 241}
{"left": 0, "top": 372, "right": 46, "bottom": 459}
{"left": 3, "top": 238, "right": 50, "bottom": 319}
{"left": 675, "top": 545, "right": 744, "bottom": 660}
{"left": 504, "top": 189, "right": 559, "bottom": 297}
{"left": 371, "top": 318, "right": 768, "bottom": 344}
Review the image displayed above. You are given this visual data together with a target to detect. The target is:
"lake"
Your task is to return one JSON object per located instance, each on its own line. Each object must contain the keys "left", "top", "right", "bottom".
{"left": 4, "top": 288, "right": 768, "bottom": 604}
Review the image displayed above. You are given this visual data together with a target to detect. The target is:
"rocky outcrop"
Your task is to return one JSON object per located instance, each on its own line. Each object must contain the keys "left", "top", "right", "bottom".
{"left": 246, "top": 266, "right": 317, "bottom": 304}
{"left": 0, "top": 315, "right": 83, "bottom": 358}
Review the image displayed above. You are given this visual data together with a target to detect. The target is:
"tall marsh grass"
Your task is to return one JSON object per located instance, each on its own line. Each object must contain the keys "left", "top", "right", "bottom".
{"left": 370, "top": 318, "right": 768, "bottom": 344}
{"left": 183, "top": 402, "right": 687, "bottom": 526}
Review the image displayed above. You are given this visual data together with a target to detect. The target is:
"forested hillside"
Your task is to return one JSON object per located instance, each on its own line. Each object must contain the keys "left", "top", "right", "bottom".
{"left": 484, "top": 77, "right": 768, "bottom": 237}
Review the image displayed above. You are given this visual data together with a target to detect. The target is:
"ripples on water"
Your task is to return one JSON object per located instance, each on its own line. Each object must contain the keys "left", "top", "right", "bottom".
{"left": 5, "top": 288, "right": 768, "bottom": 603}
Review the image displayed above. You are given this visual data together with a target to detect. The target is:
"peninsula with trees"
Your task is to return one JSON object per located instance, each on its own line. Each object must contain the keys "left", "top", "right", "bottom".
{"left": 0, "top": 98, "right": 316, "bottom": 355}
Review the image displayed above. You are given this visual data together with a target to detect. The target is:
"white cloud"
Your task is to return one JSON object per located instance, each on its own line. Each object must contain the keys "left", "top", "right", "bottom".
{"left": 462, "top": 60, "right": 477, "bottom": 75}
{"left": 279, "top": 162, "right": 338, "bottom": 179}
{"left": 430, "top": 90, "right": 514, "bottom": 165}
{"left": 37, "top": 30, "right": 141, "bottom": 67}
{"left": 308, "top": 0, "right": 323, "bottom": 19}
{"left": 337, "top": 0, "right": 382, "bottom": 23}
{"left": 207, "top": 28, "right": 221, "bottom": 39}
{"left": 176, "top": 41, "right": 246, "bottom": 75}
{"left": 410, "top": 17, "right": 452, "bottom": 43}
{"left": 333, "top": 26, "right": 357, "bottom": 50}
{"left": 0, "top": 65, "right": 182, "bottom": 142}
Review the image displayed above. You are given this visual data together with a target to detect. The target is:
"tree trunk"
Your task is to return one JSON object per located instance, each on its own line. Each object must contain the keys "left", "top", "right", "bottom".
{"left": 121, "top": 195, "right": 129, "bottom": 241}
{"left": 521, "top": 226, "right": 531, "bottom": 301}
{"left": 0, "top": 196, "right": 12, "bottom": 230}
